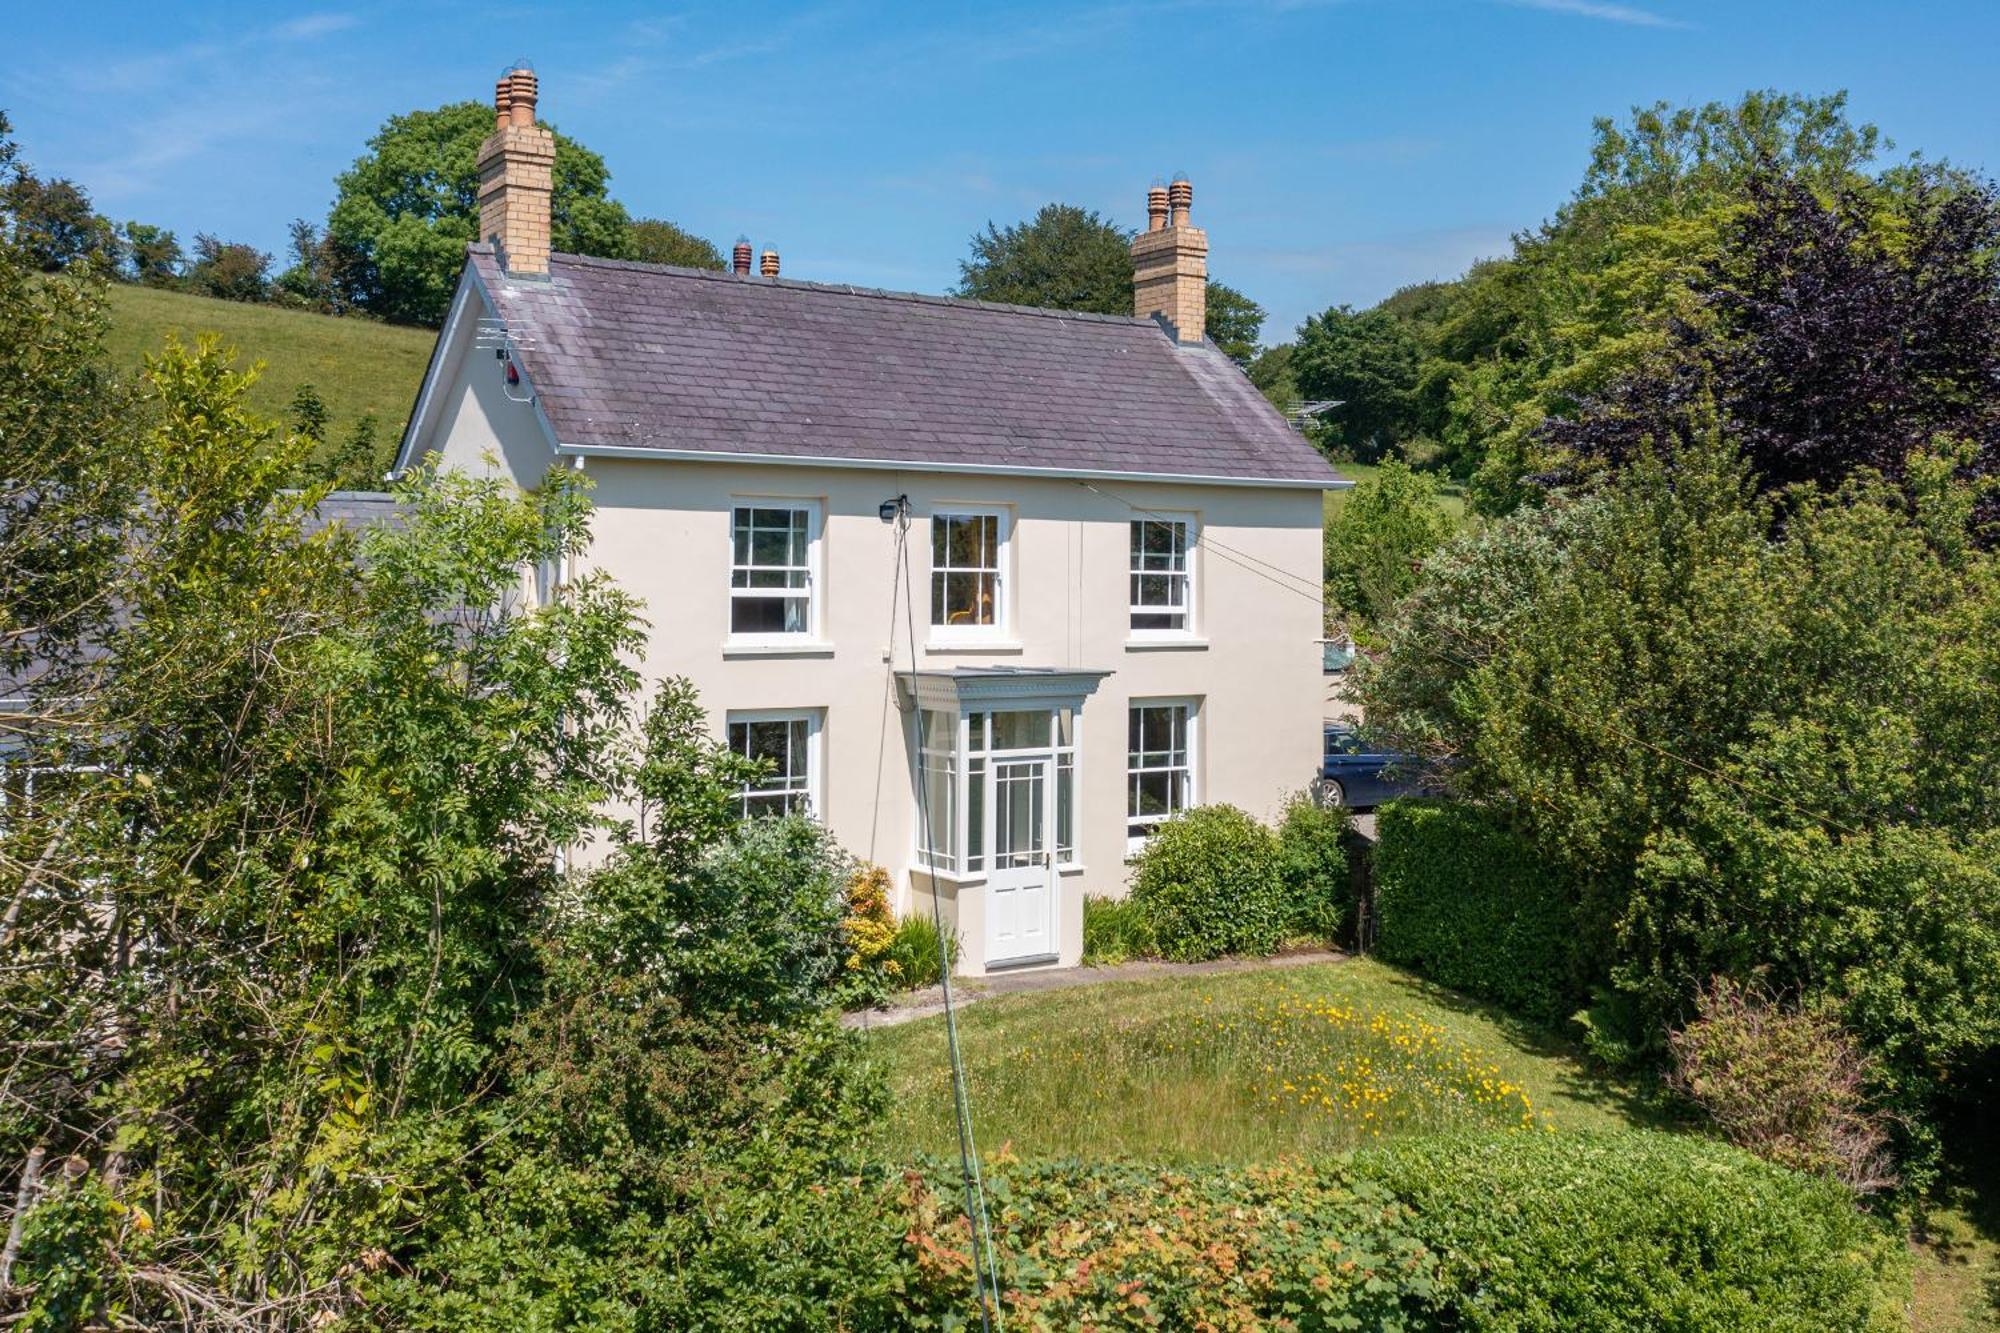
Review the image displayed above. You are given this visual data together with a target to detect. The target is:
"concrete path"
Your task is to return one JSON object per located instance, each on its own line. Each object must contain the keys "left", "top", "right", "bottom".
{"left": 843, "top": 947, "right": 1347, "bottom": 1030}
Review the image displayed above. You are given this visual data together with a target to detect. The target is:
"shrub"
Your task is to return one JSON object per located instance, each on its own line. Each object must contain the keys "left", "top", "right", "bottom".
{"left": 840, "top": 862, "right": 899, "bottom": 1007}
{"left": 1373, "top": 799, "right": 1578, "bottom": 1026}
{"left": 1355, "top": 1130, "right": 1910, "bottom": 1332}
{"left": 883, "top": 913, "right": 957, "bottom": 991}
{"left": 896, "top": 1157, "right": 1434, "bottom": 1329}
{"left": 1129, "top": 805, "right": 1285, "bottom": 961}
{"left": 1668, "top": 977, "right": 1898, "bottom": 1194}
{"left": 671, "top": 815, "right": 855, "bottom": 1024}
{"left": 1081, "top": 894, "right": 1156, "bottom": 965}
{"left": 1276, "top": 793, "right": 1352, "bottom": 942}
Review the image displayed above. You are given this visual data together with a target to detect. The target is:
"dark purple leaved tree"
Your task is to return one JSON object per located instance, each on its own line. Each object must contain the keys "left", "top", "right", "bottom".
{"left": 1547, "top": 170, "right": 2000, "bottom": 535}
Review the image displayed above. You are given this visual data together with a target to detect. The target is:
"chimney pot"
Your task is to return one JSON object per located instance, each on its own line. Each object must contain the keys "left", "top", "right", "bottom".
{"left": 1131, "top": 174, "right": 1207, "bottom": 344}
{"left": 760, "top": 250, "right": 780, "bottom": 278}
{"left": 508, "top": 69, "right": 538, "bottom": 126}
{"left": 733, "top": 239, "right": 753, "bottom": 275}
{"left": 477, "top": 65, "right": 556, "bottom": 277}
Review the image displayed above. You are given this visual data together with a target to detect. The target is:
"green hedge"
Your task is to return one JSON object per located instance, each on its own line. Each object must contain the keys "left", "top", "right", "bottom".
{"left": 1373, "top": 800, "right": 1577, "bottom": 1025}
{"left": 880, "top": 1131, "right": 1906, "bottom": 1330}
{"left": 1353, "top": 1131, "right": 1909, "bottom": 1332}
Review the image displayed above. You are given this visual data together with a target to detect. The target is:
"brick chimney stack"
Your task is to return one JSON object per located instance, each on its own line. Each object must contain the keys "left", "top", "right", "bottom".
{"left": 477, "top": 63, "right": 556, "bottom": 277}
{"left": 1130, "top": 174, "right": 1206, "bottom": 344}
{"left": 733, "top": 238, "right": 753, "bottom": 275}
{"left": 760, "top": 250, "right": 780, "bottom": 278}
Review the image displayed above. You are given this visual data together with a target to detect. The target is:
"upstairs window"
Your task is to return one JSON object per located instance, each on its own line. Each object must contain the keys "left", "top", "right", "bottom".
{"left": 726, "top": 711, "right": 819, "bottom": 818}
{"left": 730, "top": 503, "right": 817, "bottom": 639}
{"left": 931, "top": 510, "right": 1007, "bottom": 635}
{"left": 1128, "top": 699, "right": 1196, "bottom": 848}
{"left": 1129, "top": 517, "right": 1193, "bottom": 633}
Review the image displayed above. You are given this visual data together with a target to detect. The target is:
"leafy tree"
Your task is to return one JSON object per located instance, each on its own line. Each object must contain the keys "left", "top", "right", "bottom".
{"left": 184, "top": 232, "right": 271, "bottom": 302}
{"left": 1548, "top": 170, "right": 2000, "bottom": 533}
{"left": 1, "top": 170, "right": 113, "bottom": 271}
{"left": 954, "top": 204, "right": 1269, "bottom": 363}
{"left": 1204, "top": 280, "right": 1264, "bottom": 364}
{"left": 956, "top": 202, "right": 1134, "bottom": 313}
{"left": 1323, "top": 459, "right": 1455, "bottom": 622}
{"left": 627, "top": 217, "right": 724, "bottom": 270}
{"left": 274, "top": 216, "right": 355, "bottom": 313}
{"left": 118, "top": 220, "right": 181, "bottom": 286}
{"left": 1357, "top": 440, "right": 2000, "bottom": 1170}
{"left": 1247, "top": 342, "right": 1298, "bottom": 413}
{"left": 1293, "top": 305, "right": 1425, "bottom": 461}
{"left": 325, "top": 100, "right": 632, "bottom": 326}
{"left": 0, "top": 215, "right": 893, "bottom": 1321}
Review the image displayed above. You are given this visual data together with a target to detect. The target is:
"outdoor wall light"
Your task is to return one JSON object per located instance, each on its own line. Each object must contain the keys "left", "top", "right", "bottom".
{"left": 878, "top": 494, "right": 909, "bottom": 524}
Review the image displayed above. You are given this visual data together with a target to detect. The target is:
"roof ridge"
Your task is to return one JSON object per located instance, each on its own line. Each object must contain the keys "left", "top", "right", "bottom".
{"left": 510, "top": 245, "right": 1159, "bottom": 328}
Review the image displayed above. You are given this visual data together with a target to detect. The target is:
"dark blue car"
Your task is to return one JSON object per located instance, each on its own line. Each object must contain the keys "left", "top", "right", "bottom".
{"left": 1318, "top": 723, "right": 1426, "bottom": 809}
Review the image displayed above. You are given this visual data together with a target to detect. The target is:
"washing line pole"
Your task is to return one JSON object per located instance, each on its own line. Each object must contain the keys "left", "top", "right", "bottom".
{"left": 889, "top": 499, "right": 1001, "bottom": 1333}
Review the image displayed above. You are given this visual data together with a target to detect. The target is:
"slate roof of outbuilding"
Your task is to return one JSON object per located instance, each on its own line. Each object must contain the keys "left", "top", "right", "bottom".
{"left": 466, "top": 247, "right": 1342, "bottom": 487}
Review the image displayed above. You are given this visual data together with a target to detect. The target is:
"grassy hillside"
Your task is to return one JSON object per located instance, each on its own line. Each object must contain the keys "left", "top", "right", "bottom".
{"left": 101, "top": 284, "right": 435, "bottom": 464}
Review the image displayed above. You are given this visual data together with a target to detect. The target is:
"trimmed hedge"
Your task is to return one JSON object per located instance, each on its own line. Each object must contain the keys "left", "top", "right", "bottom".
{"left": 1373, "top": 800, "right": 1577, "bottom": 1025}
{"left": 1353, "top": 1131, "right": 1909, "bottom": 1332}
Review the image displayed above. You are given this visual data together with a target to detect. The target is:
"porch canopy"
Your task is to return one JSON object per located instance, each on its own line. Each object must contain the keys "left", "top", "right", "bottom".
{"left": 895, "top": 667, "right": 1113, "bottom": 880}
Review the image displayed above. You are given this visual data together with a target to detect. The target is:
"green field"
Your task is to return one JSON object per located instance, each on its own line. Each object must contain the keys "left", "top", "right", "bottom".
{"left": 101, "top": 284, "right": 434, "bottom": 453}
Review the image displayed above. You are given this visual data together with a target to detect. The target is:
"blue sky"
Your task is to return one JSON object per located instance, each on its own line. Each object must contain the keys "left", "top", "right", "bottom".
{"left": 10, "top": 1, "right": 2000, "bottom": 339}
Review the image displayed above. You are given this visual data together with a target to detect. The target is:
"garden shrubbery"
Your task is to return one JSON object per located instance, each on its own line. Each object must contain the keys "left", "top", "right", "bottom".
{"left": 1277, "top": 794, "right": 1352, "bottom": 941}
{"left": 883, "top": 913, "right": 956, "bottom": 990}
{"left": 1115, "top": 799, "right": 1351, "bottom": 963}
{"left": 1128, "top": 805, "right": 1285, "bottom": 961}
{"left": 1373, "top": 800, "right": 1578, "bottom": 1025}
{"left": 861, "top": 1131, "right": 1907, "bottom": 1329}
{"left": 1354, "top": 1130, "right": 1909, "bottom": 1332}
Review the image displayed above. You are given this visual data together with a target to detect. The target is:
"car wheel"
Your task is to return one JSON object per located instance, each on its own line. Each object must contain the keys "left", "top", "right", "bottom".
{"left": 1321, "top": 778, "right": 1346, "bottom": 808}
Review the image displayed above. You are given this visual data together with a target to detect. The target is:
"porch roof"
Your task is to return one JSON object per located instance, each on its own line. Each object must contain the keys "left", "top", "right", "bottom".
{"left": 897, "top": 666, "right": 1113, "bottom": 713}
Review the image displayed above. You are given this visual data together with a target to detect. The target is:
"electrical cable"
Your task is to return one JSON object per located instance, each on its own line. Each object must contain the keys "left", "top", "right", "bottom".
{"left": 890, "top": 500, "right": 1003, "bottom": 1332}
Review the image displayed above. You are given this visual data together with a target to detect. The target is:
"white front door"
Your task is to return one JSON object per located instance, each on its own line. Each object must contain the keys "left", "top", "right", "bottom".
{"left": 987, "top": 756, "right": 1055, "bottom": 964}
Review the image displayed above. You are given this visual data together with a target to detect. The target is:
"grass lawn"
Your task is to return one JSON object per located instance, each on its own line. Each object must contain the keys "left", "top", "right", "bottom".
{"left": 1324, "top": 460, "right": 1470, "bottom": 527}
{"left": 866, "top": 957, "right": 1657, "bottom": 1164}
{"left": 100, "top": 283, "right": 434, "bottom": 459}
{"left": 868, "top": 957, "right": 2000, "bottom": 1329}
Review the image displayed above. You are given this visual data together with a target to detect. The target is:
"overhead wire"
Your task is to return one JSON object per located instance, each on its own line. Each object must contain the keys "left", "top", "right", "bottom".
{"left": 889, "top": 500, "right": 1003, "bottom": 1332}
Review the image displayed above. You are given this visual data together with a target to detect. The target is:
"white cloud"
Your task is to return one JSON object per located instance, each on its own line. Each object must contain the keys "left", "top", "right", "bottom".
{"left": 272, "top": 12, "right": 361, "bottom": 41}
{"left": 1499, "top": 0, "right": 1687, "bottom": 28}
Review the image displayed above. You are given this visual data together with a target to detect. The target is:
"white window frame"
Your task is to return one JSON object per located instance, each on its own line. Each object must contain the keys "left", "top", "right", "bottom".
{"left": 912, "top": 705, "right": 1081, "bottom": 879}
{"left": 1127, "top": 513, "right": 1198, "bottom": 638}
{"left": 726, "top": 499, "right": 823, "bottom": 646}
{"left": 724, "top": 709, "right": 823, "bottom": 820}
{"left": 1126, "top": 697, "right": 1199, "bottom": 854}
{"left": 927, "top": 505, "right": 1011, "bottom": 643}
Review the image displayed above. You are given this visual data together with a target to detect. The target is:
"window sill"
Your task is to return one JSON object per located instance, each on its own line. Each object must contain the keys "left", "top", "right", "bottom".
{"left": 1125, "top": 636, "right": 1208, "bottom": 652}
{"left": 723, "top": 639, "right": 835, "bottom": 659}
{"left": 923, "top": 639, "right": 1024, "bottom": 655}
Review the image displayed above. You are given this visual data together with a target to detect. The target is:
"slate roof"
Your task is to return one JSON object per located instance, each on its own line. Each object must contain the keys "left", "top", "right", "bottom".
{"left": 466, "top": 247, "right": 1342, "bottom": 487}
